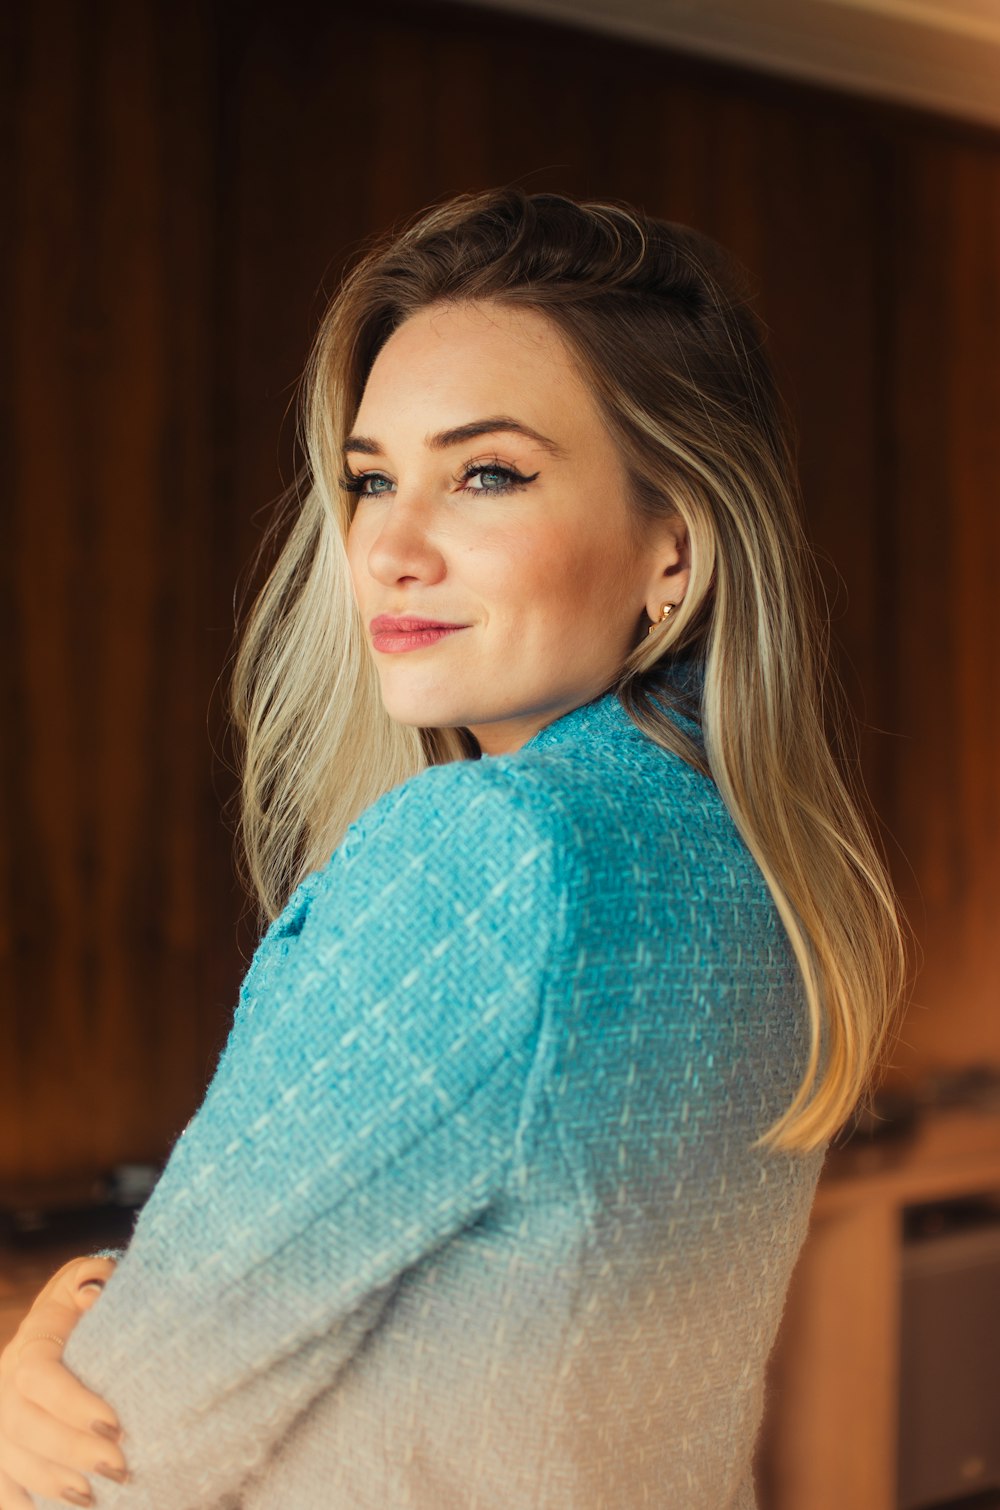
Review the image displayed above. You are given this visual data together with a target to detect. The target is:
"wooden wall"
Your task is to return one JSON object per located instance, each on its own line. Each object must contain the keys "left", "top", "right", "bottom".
{"left": 4, "top": 0, "right": 999, "bottom": 1184}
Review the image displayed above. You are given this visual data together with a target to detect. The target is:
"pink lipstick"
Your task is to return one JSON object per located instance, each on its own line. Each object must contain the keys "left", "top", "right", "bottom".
{"left": 369, "top": 614, "right": 470, "bottom": 654}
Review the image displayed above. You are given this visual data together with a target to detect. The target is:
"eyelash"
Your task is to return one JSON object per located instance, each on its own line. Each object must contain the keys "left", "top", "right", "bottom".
{"left": 339, "top": 459, "right": 540, "bottom": 500}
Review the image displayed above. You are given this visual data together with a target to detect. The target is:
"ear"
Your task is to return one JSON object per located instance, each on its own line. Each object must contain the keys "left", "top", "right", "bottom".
{"left": 642, "top": 514, "right": 690, "bottom": 623}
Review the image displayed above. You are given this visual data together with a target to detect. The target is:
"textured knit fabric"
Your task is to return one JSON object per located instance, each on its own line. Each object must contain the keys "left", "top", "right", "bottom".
{"left": 37, "top": 676, "right": 827, "bottom": 1509}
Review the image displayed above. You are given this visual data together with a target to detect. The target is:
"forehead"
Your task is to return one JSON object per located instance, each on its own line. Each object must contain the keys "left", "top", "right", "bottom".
{"left": 356, "top": 300, "right": 595, "bottom": 424}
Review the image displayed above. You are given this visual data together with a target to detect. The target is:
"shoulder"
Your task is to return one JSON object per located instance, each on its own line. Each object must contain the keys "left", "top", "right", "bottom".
{"left": 329, "top": 723, "right": 735, "bottom": 903}
{"left": 329, "top": 754, "right": 576, "bottom": 878}
{"left": 298, "top": 758, "right": 576, "bottom": 966}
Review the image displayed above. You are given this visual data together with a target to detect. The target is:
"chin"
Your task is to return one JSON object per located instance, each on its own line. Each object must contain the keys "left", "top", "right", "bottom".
{"left": 377, "top": 682, "right": 471, "bottom": 731}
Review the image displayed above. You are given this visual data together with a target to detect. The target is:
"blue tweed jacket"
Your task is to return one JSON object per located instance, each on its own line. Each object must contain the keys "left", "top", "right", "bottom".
{"left": 41, "top": 676, "right": 826, "bottom": 1509}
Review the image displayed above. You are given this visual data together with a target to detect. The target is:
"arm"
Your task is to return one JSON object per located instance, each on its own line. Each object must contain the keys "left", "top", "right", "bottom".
{"left": 31, "top": 763, "right": 565, "bottom": 1509}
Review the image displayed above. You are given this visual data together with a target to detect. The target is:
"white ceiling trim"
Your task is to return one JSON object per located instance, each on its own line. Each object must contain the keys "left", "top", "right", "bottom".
{"left": 450, "top": 0, "right": 1000, "bottom": 130}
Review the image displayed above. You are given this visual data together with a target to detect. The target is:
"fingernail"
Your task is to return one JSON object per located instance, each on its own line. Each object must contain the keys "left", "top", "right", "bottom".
{"left": 78, "top": 1278, "right": 106, "bottom": 1293}
{"left": 63, "top": 1490, "right": 93, "bottom": 1508}
{"left": 97, "top": 1461, "right": 129, "bottom": 1484}
{"left": 92, "top": 1418, "right": 122, "bottom": 1441}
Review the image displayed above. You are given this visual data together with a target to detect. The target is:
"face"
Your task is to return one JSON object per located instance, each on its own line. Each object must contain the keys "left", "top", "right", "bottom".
{"left": 344, "top": 299, "right": 689, "bottom": 755}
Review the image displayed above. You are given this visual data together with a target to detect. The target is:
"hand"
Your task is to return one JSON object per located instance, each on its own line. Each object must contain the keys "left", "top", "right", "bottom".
{"left": 0, "top": 1257, "right": 128, "bottom": 1508}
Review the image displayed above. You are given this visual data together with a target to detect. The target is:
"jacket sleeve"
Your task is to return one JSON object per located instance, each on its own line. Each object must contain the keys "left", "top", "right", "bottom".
{"left": 35, "top": 762, "right": 565, "bottom": 1510}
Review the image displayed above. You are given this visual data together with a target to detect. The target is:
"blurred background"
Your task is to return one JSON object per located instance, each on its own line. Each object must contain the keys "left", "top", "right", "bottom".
{"left": 3, "top": 1, "right": 999, "bottom": 1505}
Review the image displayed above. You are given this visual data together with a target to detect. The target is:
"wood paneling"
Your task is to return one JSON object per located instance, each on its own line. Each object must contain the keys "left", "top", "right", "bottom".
{"left": 4, "top": 0, "right": 998, "bottom": 1181}
{"left": 4, "top": 0, "right": 241, "bottom": 1180}
{"left": 884, "top": 134, "right": 1000, "bottom": 1076}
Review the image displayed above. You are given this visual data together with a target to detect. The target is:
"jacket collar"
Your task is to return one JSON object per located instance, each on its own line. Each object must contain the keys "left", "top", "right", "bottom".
{"left": 520, "top": 655, "right": 706, "bottom": 756}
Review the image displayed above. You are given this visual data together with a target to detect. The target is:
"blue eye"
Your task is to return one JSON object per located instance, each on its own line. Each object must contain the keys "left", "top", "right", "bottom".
{"left": 338, "top": 460, "right": 540, "bottom": 499}
{"left": 459, "top": 463, "right": 538, "bottom": 495}
{"left": 340, "top": 470, "right": 392, "bottom": 497}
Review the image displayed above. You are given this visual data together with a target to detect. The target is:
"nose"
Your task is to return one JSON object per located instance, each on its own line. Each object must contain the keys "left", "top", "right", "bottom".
{"left": 362, "top": 493, "right": 447, "bottom": 588}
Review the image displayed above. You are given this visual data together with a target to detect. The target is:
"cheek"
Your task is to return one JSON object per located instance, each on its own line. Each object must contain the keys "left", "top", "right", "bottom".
{"left": 454, "top": 524, "right": 539, "bottom": 592}
{"left": 493, "top": 535, "right": 629, "bottom": 666}
{"left": 495, "top": 539, "right": 575, "bottom": 624}
{"left": 344, "top": 518, "right": 368, "bottom": 588}
{"left": 515, "top": 522, "right": 629, "bottom": 614}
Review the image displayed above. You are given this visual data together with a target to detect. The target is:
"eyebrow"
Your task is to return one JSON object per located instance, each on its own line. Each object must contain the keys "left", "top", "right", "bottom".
{"left": 342, "top": 415, "right": 568, "bottom": 460}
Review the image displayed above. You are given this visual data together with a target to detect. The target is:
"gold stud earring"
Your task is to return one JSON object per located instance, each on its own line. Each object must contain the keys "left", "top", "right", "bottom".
{"left": 647, "top": 602, "right": 678, "bottom": 636}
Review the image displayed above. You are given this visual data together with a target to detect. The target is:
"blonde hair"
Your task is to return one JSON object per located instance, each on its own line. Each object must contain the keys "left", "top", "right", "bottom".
{"left": 230, "top": 186, "right": 911, "bottom": 1154}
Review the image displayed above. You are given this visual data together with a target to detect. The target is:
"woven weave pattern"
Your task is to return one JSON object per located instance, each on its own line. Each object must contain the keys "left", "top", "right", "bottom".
{"left": 42, "top": 685, "right": 826, "bottom": 1509}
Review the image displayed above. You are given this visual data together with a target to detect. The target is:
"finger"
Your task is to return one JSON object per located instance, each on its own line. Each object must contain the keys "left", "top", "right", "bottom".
{"left": 9, "top": 1297, "right": 81, "bottom": 1360}
{"left": 74, "top": 1284, "right": 104, "bottom": 1315}
{"left": 54, "top": 1261, "right": 118, "bottom": 1318}
{"left": 0, "top": 1388, "right": 127, "bottom": 1484}
{"left": 32, "top": 1260, "right": 97, "bottom": 1306}
{"left": 0, "top": 1464, "right": 36, "bottom": 1510}
{"left": 0, "top": 1434, "right": 97, "bottom": 1506}
{"left": 5, "top": 1319, "right": 123, "bottom": 1447}
{"left": 32, "top": 1259, "right": 117, "bottom": 1314}
{"left": 16, "top": 1355, "right": 123, "bottom": 1447}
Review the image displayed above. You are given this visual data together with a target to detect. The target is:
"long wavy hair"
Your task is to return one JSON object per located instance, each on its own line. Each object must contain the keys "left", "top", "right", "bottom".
{"left": 229, "top": 186, "right": 910, "bottom": 1154}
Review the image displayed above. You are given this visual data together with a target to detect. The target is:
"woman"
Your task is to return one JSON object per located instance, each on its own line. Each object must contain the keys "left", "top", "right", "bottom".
{"left": 0, "top": 187, "right": 908, "bottom": 1508}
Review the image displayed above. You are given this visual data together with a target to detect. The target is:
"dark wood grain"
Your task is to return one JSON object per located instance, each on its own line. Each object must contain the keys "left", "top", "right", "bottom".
{"left": 883, "top": 130, "right": 1000, "bottom": 1076}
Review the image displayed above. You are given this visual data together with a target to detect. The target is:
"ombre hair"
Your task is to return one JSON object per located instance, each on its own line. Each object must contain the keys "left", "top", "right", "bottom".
{"left": 230, "top": 186, "right": 910, "bottom": 1153}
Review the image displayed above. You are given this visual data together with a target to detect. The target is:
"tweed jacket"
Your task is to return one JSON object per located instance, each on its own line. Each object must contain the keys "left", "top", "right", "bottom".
{"left": 40, "top": 674, "right": 826, "bottom": 1508}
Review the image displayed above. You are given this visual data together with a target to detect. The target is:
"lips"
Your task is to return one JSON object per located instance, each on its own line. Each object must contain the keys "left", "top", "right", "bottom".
{"left": 369, "top": 614, "right": 467, "bottom": 633}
